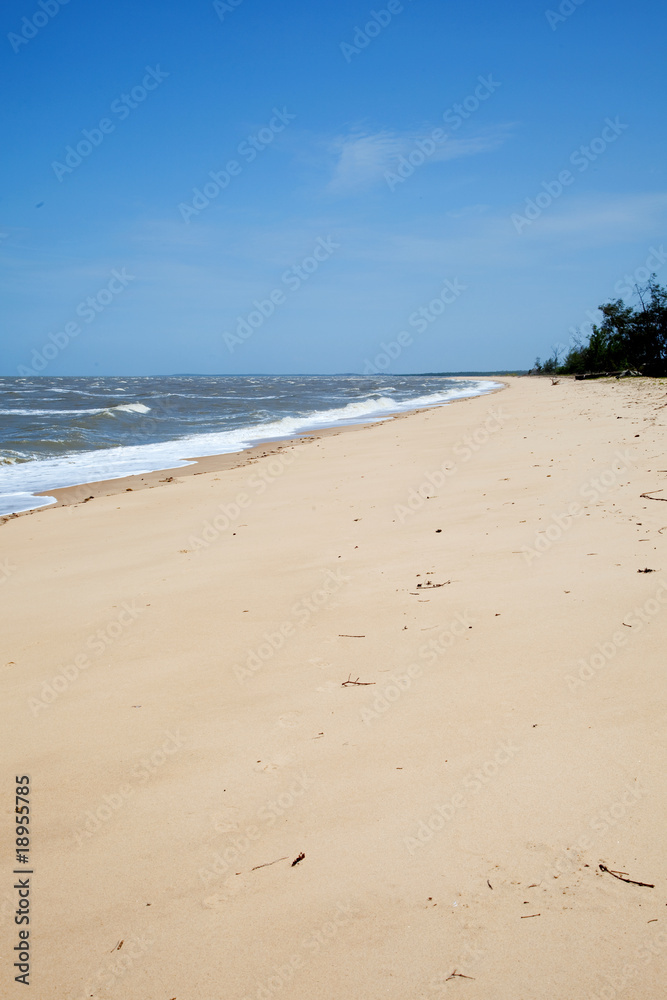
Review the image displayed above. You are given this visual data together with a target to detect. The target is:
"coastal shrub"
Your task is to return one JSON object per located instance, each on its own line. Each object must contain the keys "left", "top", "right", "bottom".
{"left": 535, "top": 278, "right": 667, "bottom": 376}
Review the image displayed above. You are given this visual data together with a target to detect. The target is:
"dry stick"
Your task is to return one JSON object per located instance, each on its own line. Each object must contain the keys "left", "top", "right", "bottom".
{"left": 640, "top": 490, "right": 667, "bottom": 502}
{"left": 338, "top": 634, "right": 365, "bottom": 637}
{"left": 445, "top": 971, "right": 475, "bottom": 981}
{"left": 251, "top": 857, "right": 288, "bottom": 871}
{"left": 521, "top": 913, "right": 541, "bottom": 919}
{"left": 342, "top": 674, "right": 375, "bottom": 686}
{"left": 599, "top": 864, "right": 654, "bottom": 888}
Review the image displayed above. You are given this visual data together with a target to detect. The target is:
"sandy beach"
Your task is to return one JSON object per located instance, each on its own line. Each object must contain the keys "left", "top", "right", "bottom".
{"left": 2, "top": 374, "right": 666, "bottom": 1000}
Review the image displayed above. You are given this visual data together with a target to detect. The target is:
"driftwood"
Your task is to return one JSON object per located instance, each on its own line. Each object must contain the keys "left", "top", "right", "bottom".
{"left": 251, "top": 857, "right": 288, "bottom": 871}
{"left": 575, "top": 369, "right": 642, "bottom": 380}
{"left": 599, "top": 864, "right": 654, "bottom": 888}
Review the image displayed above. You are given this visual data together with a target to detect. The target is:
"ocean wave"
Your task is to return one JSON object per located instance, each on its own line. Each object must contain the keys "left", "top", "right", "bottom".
{"left": 0, "top": 453, "right": 35, "bottom": 466}
{"left": 0, "top": 403, "right": 151, "bottom": 417}
{"left": 111, "top": 403, "right": 151, "bottom": 414}
{"left": 0, "top": 408, "right": 108, "bottom": 416}
{"left": 0, "top": 378, "right": 499, "bottom": 515}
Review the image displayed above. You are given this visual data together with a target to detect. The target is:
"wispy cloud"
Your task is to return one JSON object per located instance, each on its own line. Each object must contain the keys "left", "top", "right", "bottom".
{"left": 326, "top": 124, "right": 512, "bottom": 194}
{"left": 327, "top": 130, "right": 406, "bottom": 193}
{"left": 524, "top": 191, "right": 667, "bottom": 239}
{"left": 446, "top": 203, "right": 489, "bottom": 219}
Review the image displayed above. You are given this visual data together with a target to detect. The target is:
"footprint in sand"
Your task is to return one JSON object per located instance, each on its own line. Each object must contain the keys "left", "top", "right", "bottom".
{"left": 308, "top": 657, "right": 332, "bottom": 670}
{"left": 277, "top": 712, "right": 302, "bottom": 729}
{"left": 211, "top": 807, "right": 240, "bottom": 833}
{"left": 203, "top": 892, "right": 231, "bottom": 909}
{"left": 254, "top": 752, "right": 296, "bottom": 774}
{"left": 203, "top": 875, "right": 248, "bottom": 908}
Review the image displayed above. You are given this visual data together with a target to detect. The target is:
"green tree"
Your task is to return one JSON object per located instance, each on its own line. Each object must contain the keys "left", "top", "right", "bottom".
{"left": 549, "top": 278, "right": 667, "bottom": 375}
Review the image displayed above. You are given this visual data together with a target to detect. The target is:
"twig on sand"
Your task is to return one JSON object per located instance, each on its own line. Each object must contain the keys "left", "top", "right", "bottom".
{"left": 251, "top": 857, "right": 288, "bottom": 871}
{"left": 521, "top": 913, "right": 541, "bottom": 919}
{"left": 640, "top": 490, "right": 667, "bottom": 502}
{"left": 342, "top": 674, "right": 375, "bottom": 686}
{"left": 338, "top": 634, "right": 365, "bottom": 637}
{"left": 600, "top": 864, "right": 654, "bottom": 888}
{"left": 291, "top": 853, "right": 305, "bottom": 867}
{"left": 445, "top": 970, "right": 475, "bottom": 981}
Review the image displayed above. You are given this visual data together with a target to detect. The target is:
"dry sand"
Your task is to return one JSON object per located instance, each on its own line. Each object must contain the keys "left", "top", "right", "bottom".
{"left": 1, "top": 375, "right": 666, "bottom": 999}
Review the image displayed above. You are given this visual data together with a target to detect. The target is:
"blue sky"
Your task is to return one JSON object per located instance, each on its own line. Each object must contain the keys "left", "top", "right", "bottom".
{"left": 1, "top": 0, "right": 666, "bottom": 375}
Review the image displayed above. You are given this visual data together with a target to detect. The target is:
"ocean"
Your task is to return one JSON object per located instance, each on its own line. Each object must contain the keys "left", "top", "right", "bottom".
{"left": 0, "top": 374, "right": 500, "bottom": 516}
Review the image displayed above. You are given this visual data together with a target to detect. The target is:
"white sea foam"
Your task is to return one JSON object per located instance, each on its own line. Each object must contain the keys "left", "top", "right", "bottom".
{"left": 112, "top": 402, "right": 151, "bottom": 414}
{"left": 0, "top": 403, "right": 151, "bottom": 417}
{"left": 0, "top": 408, "right": 108, "bottom": 416}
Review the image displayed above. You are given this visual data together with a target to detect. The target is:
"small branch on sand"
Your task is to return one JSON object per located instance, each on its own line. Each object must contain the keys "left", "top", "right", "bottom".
{"left": 600, "top": 864, "right": 654, "bottom": 888}
{"left": 640, "top": 490, "right": 667, "bottom": 502}
{"left": 520, "top": 913, "right": 541, "bottom": 919}
{"left": 291, "top": 853, "right": 305, "bottom": 867}
{"left": 445, "top": 970, "right": 475, "bottom": 981}
{"left": 338, "top": 634, "right": 365, "bottom": 638}
{"left": 251, "top": 857, "right": 288, "bottom": 871}
{"left": 342, "top": 674, "right": 375, "bottom": 686}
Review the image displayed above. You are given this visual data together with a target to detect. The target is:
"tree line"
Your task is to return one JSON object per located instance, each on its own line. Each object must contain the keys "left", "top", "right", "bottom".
{"left": 534, "top": 277, "right": 667, "bottom": 376}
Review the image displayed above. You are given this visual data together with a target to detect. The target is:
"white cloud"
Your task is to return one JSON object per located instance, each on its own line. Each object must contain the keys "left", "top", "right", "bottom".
{"left": 327, "top": 130, "right": 407, "bottom": 193}
{"left": 522, "top": 192, "right": 667, "bottom": 240}
{"left": 326, "top": 124, "right": 512, "bottom": 194}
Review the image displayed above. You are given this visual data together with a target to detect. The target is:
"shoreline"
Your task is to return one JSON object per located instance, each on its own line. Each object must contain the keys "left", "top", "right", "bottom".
{"left": 4, "top": 374, "right": 666, "bottom": 999}
{"left": 5, "top": 378, "right": 506, "bottom": 517}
